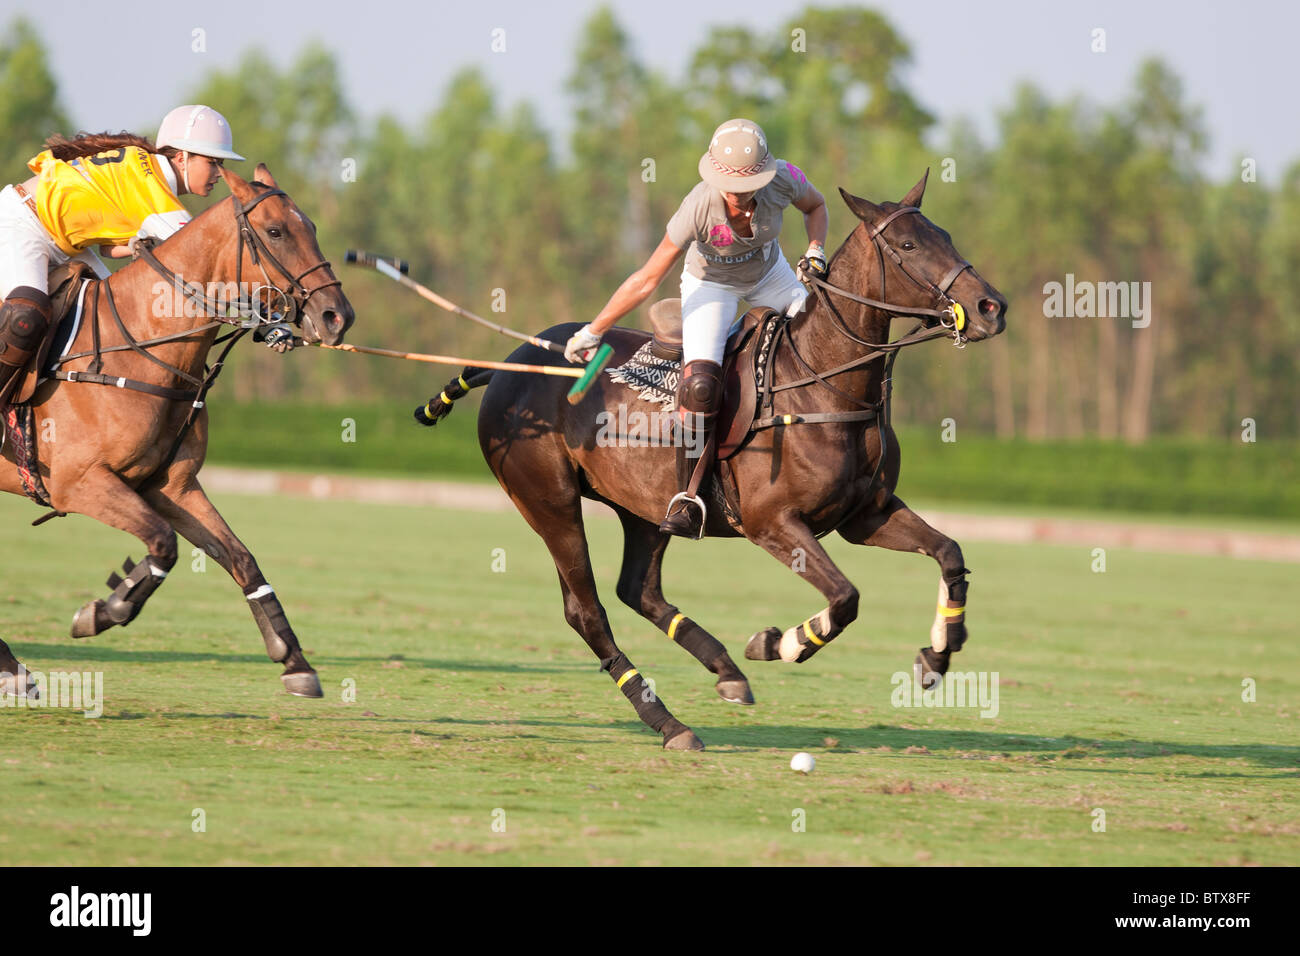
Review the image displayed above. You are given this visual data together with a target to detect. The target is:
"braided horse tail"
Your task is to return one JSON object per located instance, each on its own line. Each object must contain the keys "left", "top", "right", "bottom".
{"left": 413, "top": 367, "right": 494, "bottom": 427}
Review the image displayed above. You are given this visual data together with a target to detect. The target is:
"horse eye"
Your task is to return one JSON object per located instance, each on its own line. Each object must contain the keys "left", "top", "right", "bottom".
{"left": 267, "top": 227, "right": 283, "bottom": 239}
{"left": 901, "top": 241, "right": 916, "bottom": 251}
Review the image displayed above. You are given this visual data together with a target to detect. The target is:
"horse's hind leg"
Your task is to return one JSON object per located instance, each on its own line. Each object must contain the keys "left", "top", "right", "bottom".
{"left": 505, "top": 483, "right": 703, "bottom": 750}
{"left": 837, "top": 495, "right": 971, "bottom": 689}
{"left": 50, "top": 469, "right": 180, "bottom": 639}
{"left": 146, "top": 477, "right": 322, "bottom": 697}
{"left": 613, "top": 508, "right": 754, "bottom": 705}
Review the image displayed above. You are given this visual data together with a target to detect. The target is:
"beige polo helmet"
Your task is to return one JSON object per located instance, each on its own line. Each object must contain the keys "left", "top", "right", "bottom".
{"left": 698, "top": 118, "right": 777, "bottom": 192}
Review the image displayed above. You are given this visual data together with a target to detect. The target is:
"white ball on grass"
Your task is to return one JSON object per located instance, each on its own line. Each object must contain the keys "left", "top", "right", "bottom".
{"left": 790, "top": 752, "right": 815, "bottom": 774}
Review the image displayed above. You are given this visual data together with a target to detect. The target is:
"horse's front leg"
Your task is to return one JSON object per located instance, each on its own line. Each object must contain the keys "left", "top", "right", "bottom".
{"left": 146, "top": 476, "right": 322, "bottom": 697}
{"left": 743, "top": 513, "right": 860, "bottom": 664}
{"left": 49, "top": 467, "right": 180, "bottom": 639}
{"left": 837, "top": 494, "right": 971, "bottom": 689}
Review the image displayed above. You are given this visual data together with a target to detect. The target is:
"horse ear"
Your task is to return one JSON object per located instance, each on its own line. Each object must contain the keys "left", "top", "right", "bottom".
{"left": 220, "top": 166, "right": 254, "bottom": 203}
{"left": 839, "top": 186, "right": 882, "bottom": 223}
{"left": 900, "top": 169, "right": 930, "bottom": 209}
{"left": 255, "top": 163, "right": 278, "bottom": 189}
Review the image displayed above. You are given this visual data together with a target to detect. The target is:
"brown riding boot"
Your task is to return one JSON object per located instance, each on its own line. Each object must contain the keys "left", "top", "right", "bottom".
{"left": 0, "top": 287, "right": 53, "bottom": 413}
{"left": 659, "top": 359, "right": 722, "bottom": 539}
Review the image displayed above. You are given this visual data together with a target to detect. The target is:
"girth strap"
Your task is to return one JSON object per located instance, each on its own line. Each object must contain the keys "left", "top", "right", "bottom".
{"left": 751, "top": 408, "right": 877, "bottom": 431}
{"left": 49, "top": 369, "right": 199, "bottom": 402}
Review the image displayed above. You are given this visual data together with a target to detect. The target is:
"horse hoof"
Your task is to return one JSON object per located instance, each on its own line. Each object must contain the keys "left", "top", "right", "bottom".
{"left": 744, "top": 627, "right": 782, "bottom": 661}
{"left": 716, "top": 678, "right": 755, "bottom": 705}
{"left": 663, "top": 728, "right": 706, "bottom": 751}
{"left": 913, "top": 647, "right": 949, "bottom": 691}
{"left": 0, "top": 670, "right": 38, "bottom": 699}
{"left": 70, "top": 600, "right": 110, "bottom": 638}
{"left": 281, "top": 670, "right": 323, "bottom": 698}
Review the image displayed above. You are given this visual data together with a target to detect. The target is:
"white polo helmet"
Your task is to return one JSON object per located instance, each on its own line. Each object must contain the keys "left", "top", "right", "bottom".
{"left": 155, "top": 105, "right": 245, "bottom": 161}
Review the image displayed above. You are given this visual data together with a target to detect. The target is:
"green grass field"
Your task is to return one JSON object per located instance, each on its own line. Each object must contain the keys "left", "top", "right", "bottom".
{"left": 1, "top": 491, "right": 1295, "bottom": 865}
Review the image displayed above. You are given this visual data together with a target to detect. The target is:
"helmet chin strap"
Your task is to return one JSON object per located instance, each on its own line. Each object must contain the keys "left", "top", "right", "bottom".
{"left": 181, "top": 150, "right": 192, "bottom": 195}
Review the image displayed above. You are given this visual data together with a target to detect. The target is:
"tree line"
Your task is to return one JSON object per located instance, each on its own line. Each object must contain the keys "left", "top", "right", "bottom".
{"left": 3, "top": 7, "right": 1296, "bottom": 441}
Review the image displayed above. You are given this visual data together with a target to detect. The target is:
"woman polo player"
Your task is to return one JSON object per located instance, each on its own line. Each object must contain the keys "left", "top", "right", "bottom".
{"left": 565, "top": 118, "right": 829, "bottom": 538}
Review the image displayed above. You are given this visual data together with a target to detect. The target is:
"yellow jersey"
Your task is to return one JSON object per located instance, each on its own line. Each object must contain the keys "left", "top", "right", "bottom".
{"left": 26, "top": 146, "right": 187, "bottom": 255}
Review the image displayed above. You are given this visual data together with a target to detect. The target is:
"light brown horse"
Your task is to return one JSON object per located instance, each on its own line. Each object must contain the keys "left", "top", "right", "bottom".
{"left": 0, "top": 164, "right": 353, "bottom": 699}
{"left": 423, "top": 172, "right": 1006, "bottom": 749}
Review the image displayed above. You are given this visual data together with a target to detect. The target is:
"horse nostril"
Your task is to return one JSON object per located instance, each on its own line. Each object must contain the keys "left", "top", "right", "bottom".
{"left": 322, "top": 309, "right": 340, "bottom": 331}
{"left": 979, "top": 298, "right": 999, "bottom": 316}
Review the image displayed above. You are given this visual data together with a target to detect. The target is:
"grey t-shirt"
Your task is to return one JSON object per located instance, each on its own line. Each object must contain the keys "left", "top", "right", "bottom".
{"left": 666, "top": 159, "right": 812, "bottom": 286}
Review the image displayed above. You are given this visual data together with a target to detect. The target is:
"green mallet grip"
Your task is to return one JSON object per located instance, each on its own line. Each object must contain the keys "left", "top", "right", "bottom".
{"left": 566, "top": 343, "right": 614, "bottom": 405}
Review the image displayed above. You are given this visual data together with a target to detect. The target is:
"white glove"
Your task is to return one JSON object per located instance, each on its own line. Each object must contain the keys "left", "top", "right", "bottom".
{"left": 564, "top": 324, "right": 603, "bottom": 364}
{"left": 797, "top": 244, "right": 828, "bottom": 282}
{"left": 261, "top": 324, "right": 296, "bottom": 353}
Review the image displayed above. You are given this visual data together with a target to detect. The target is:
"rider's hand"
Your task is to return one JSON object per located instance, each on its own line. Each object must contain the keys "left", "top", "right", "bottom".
{"left": 261, "top": 324, "right": 296, "bottom": 353}
{"left": 564, "top": 324, "right": 603, "bottom": 364}
{"left": 797, "top": 245, "right": 827, "bottom": 282}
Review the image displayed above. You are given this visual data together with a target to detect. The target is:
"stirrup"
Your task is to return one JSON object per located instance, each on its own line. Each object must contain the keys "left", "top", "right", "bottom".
{"left": 661, "top": 492, "right": 707, "bottom": 540}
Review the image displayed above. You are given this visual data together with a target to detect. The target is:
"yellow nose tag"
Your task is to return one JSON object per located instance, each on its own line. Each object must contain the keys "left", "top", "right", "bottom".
{"left": 951, "top": 302, "right": 966, "bottom": 331}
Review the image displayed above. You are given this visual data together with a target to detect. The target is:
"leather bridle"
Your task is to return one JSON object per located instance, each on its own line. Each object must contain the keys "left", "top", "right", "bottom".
{"left": 135, "top": 185, "right": 341, "bottom": 330}
{"left": 805, "top": 205, "right": 972, "bottom": 352}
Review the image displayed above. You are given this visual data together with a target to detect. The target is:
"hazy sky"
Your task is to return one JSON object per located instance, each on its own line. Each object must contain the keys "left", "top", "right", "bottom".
{"left": 4, "top": 0, "right": 1291, "bottom": 181}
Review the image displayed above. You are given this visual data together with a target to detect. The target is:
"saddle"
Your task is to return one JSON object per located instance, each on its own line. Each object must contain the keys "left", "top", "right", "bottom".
{"left": 629, "top": 296, "right": 771, "bottom": 460}
{"left": 10, "top": 260, "right": 97, "bottom": 406}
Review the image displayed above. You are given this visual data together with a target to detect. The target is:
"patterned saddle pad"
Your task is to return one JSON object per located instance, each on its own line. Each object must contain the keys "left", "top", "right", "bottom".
{"left": 605, "top": 341, "right": 679, "bottom": 409}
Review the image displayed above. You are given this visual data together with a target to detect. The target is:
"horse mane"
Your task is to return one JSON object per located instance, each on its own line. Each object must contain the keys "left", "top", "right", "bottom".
{"left": 42, "top": 132, "right": 178, "bottom": 161}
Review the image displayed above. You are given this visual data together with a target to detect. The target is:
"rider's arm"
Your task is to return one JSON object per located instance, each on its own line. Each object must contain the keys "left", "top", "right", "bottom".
{"left": 793, "top": 186, "right": 828, "bottom": 252}
{"left": 589, "top": 233, "right": 686, "bottom": 335}
{"left": 99, "top": 243, "right": 134, "bottom": 259}
{"left": 136, "top": 209, "right": 191, "bottom": 242}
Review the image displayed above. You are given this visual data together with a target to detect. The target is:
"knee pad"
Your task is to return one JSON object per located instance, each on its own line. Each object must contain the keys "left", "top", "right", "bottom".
{"left": 679, "top": 360, "right": 722, "bottom": 414}
{"left": 0, "top": 287, "right": 53, "bottom": 363}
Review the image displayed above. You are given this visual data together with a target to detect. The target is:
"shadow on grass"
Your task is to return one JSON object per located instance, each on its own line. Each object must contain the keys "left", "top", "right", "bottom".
{"left": 8, "top": 644, "right": 589, "bottom": 675}
{"left": 79, "top": 707, "right": 1300, "bottom": 770}
{"left": 688, "top": 723, "right": 1300, "bottom": 769}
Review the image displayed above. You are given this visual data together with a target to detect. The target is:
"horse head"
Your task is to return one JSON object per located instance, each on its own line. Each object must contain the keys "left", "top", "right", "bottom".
{"left": 220, "top": 164, "right": 355, "bottom": 345}
{"left": 837, "top": 170, "right": 1006, "bottom": 343}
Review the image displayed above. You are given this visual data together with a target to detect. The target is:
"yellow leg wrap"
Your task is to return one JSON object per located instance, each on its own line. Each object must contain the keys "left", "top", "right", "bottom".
{"left": 937, "top": 604, "right": 966, "bottom": 618}
{"left": 803, "top": 620, "right": 825, "bottom": 646}
{"left": 457, "top": 375, "right": 469, "bottom": 391}
{"left": 616, "top": 668, "right": 640, "bottom": 689}
{"left": 438, "top": 391, "right": 453, "bottom": 405}
{"left": 667, "top": 613, "right": 685, "bottom": 641}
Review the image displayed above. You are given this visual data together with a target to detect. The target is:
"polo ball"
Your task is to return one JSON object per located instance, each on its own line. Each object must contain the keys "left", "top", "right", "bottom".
{"left": 790, "top": 752, "right": 815, "bottom": 774}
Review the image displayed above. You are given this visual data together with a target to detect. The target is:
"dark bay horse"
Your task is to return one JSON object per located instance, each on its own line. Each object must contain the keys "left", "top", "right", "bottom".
{"left": 427, "top": 172, "right": 1006, "bottom": 749}
{"left": 0, "top": 164, "right": 353, "bottom": 699}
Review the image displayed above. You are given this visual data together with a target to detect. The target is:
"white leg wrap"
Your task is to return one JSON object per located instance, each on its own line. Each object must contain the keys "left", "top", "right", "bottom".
{"left": 931, "top": 578, "right": 966, "bottom": 652}
{"left": 779, "top": 607, "right": 834, "bottom": 662}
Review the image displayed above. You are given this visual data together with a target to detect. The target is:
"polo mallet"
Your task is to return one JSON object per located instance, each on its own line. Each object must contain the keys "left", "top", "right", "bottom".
{"left": 344, "top": 249, "right": 613, "bottom": 403}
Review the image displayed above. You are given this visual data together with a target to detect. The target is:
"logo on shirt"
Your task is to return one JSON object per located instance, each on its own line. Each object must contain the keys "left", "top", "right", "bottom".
{"left": 708, "top": 223, "right": 735, "bottom": 248}
{"left": 786, "top": 161, "right": 807, "bottom": 185}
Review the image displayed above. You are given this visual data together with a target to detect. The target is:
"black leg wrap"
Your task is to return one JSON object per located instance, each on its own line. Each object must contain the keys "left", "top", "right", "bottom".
{"left": 601, "top": 652, "right": 673, "bottom": 734}
{"left": 245, "top": 585, "right": 296, "bottom": 662}
{"left": 944, "top": 568, "right": 971, "bottom": 604}
{"left": 943, "top": 568, "right": 971, "bottom": 652}
{"left": 656, "top": 610, "right": 728, "bottom": 671}
{"left": 103, "top": 555, "right": 168, "bottom": 626}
